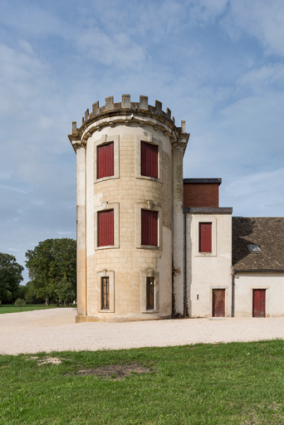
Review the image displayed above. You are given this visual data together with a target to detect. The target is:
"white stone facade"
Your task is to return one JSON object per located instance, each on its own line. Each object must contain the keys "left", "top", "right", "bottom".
{"left": 69, "top": 95, "right": 189, "bottom": 322}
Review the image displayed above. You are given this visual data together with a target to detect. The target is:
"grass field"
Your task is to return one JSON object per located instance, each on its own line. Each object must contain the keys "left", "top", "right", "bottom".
{"left": 1, "top": 340, "right": 284, "bottom": 424}
{"left": 0, "top": 304, "right": 74, "bottom": 314}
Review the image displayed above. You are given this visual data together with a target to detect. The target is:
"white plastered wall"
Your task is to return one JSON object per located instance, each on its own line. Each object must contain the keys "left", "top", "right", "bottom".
{"left": 234, "top": 272, "right": 284, "bottom": 317}
{"left": 187, "top": 213, "right": 232, "bottom": 317}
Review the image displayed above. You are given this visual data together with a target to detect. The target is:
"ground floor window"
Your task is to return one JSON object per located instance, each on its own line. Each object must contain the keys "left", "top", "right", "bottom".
{"left": 146, "top": 277, "right": 155, "bottom": 310}
{"left": 101, "top": 277, "right": 110, "bottom": 309}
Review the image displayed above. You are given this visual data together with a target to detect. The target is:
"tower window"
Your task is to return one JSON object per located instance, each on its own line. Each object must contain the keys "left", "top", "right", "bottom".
{"left": 101, "top": 277, "right": 109, "bottom": 309}
{"left": 141, "top": 142, "right": 158, "bottom": 178}
{"left": 146, "top": 277, "right": 154, "bottom": 310}
{"left": 141, "top": 209, "right": 158, "bottom": 246}
{"left": 98, "top": 210, "right": 114, "bottom": 247}
{"left": 199, "top": 222, "right": 212, "bottom": 253}
{"left": 97, "top": 142, "right": 114, "bottom": 179}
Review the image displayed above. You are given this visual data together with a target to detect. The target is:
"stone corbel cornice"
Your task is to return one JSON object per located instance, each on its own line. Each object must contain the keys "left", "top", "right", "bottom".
{"left": 69, "top": 115, "right": 190, "bottom": 151}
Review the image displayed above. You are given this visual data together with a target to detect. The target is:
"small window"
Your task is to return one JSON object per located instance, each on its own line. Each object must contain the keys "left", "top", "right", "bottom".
{"left": 141, "top": 142, "right": 158, "bottom": 178}
{"left": 248, "top": 244, "right": 261, "bottom": 253}
{"left": 101, "top": 277, "right": 109, "bottom": 309}
{"left": 141, "top": 209, "right": 158, "bottom": 246}
{"left": 97, "top": 142, "right": 114, "bottom": 179}
{"left": 98, "top": 210, "right": 114, "bottom": 247}
{"left": 199, "top": 222, "right": 212, "bottom": 253}
{"left": 146, "top": 277, "right": 154, "bottom": 310}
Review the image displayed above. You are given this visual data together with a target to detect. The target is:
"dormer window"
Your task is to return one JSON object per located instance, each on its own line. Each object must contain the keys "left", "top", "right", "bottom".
{"left": 248, "top": 244, "right": 261, "bottom": 253}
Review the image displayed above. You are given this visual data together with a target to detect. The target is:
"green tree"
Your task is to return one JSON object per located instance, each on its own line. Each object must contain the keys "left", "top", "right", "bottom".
{"left": 0, "top": 253, "right": 24, "bottom": 303}
{"left": 15, "top": 285, "right": 28, "bottom": 300}
{"left": 25, "top": 239, "right": 76, "bottom": 306}
{"left": 56, "top": 274, "right": 75, "bottom": 306}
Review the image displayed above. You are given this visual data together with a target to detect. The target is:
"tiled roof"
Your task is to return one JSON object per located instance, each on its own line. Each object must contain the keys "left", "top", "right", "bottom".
{"left": 232, "top": 217, "right": 284, "bottom": 272}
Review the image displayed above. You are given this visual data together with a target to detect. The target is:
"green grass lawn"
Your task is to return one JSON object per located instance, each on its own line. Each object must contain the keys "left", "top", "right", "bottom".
{"left": 0, "top": 304, "right": 74, "bottom": 314}
{"left": 1, "top": 340, "right": 284, "bottom": 424}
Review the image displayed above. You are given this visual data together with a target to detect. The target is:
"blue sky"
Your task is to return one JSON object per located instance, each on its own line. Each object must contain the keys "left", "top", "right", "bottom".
{"left": 0, "top": 0, "right": 284, "bottom": 283}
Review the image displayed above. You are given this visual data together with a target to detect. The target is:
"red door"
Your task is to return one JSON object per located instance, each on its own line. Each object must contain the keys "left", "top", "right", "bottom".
{"left": 212, "top": 289, "right": 225, "bottom": 317}
{"left": 253, "top": 289, "right": 265, "bottom": 317}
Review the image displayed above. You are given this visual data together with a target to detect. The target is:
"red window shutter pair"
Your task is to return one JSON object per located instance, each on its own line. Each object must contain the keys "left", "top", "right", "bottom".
{"left": 141, "top": 142, "right": 158, "bottom": 178}
{"left": 98, "top": 210, "right": 114, "bottom": 247}
{"left": 97, "top": 143, "right": 114, "bottom": 179}
{"left": 141, "top": 210, "right": 158, "bottom": 246}
{"left": 199, "top": 223, "right": 212, "bottom": 253}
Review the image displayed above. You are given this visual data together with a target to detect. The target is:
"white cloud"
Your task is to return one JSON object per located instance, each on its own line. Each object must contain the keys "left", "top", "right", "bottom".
{"left": 223, "top": 168, "right": 284, "bottom": 216}
{"left": 227, "top": 0, "right": 284, "bottom": 57}
{"left": 75, "top": 29, "right": 147, "bottom": 69}
{"left": 238, "top": 64, "right": 284, "bottom": 94}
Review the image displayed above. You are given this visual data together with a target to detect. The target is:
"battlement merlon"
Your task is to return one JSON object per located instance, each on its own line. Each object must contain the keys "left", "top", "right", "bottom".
{"left": 68, "top": 95, "right": 190, "bottom": 152}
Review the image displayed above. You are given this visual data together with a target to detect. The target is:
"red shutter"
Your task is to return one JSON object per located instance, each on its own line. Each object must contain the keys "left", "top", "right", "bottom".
{"left": 97, "top": 143, "right": 114, "bottom": 179}
{"left": 199, "top": 223, "right": 212, "bottom": 252}
{"left": 98, "top": 210, "right": 114, "bottom": 247}
{"left": 141, "top": 142, "right": 158, "bottom": 178}
{"left": 141, "top": 210, "right": 158, "bottom": 246}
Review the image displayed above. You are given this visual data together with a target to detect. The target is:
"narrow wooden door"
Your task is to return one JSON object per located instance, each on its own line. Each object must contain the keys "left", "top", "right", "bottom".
{"left": 253, "top": 289, "right": 265, "bottom": 317}
{"left": 212, "top": 289, "right": 225, "bottom": 317}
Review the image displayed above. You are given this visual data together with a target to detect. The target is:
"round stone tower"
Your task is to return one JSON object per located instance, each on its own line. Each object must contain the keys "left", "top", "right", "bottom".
{"left": 69, "top": 95, "right": 189, "bottom": 322}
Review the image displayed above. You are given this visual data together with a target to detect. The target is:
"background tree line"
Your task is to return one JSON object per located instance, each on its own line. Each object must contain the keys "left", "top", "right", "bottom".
{"left": 0, "top": 238, "right": 76, "bottom": 306}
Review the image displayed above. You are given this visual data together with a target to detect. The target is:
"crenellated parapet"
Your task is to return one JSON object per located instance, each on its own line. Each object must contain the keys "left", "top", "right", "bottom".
{"left": 68, "top": 95, "right": 190, "bottom": 151}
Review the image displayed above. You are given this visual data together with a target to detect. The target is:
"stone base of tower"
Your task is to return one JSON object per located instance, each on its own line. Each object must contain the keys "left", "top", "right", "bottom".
{"left": 76, "top": 314, "right": 172, "bottom": 323}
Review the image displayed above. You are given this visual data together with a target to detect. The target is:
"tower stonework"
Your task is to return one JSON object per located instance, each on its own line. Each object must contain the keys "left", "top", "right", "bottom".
{"left": 69, "top": 95, "right": 189, "bottom": 322}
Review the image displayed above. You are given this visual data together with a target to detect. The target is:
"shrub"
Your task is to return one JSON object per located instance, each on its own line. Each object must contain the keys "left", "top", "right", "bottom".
{"left": 14, "top": 298, "right": 26, "bottom": 308}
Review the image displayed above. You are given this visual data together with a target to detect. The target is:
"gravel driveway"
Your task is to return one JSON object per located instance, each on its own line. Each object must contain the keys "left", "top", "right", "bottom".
{"left": 1, "top": 308, "right": 284, "bottom": 355}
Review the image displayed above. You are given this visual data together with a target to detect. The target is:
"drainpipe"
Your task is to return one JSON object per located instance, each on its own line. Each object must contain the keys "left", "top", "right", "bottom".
{"left": 184, "top": 212, "right": 187, "bottom": 318}
{"left": 231, "top": 266, "right": 235, "bottom": 317}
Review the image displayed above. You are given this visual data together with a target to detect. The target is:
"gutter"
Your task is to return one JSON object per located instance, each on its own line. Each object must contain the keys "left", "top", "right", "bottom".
{"left": 231, "top": 266, "right": 235, "bottom": 317}
{"left": 184, "top": 211, "right": 187, "bottom": 318}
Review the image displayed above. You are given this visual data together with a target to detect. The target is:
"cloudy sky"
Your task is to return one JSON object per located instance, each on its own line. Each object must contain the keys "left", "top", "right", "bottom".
{"left": 1, "top": 0, "right": 284, "bottom": 283}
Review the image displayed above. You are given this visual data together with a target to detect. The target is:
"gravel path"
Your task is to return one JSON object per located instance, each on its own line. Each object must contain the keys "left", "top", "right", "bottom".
{"left": 1, "top": 309, "right": 284, "bottom": 355}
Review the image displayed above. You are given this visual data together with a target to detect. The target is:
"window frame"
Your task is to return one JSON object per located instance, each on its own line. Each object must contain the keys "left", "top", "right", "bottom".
{"left": 141, "top": 269, "right": 159, "bottom": 313}
{"left": 146, "top": 277, "right": 155, "bottom": 310}
{"left": 136, "top": 202, "right": 162, "bottom": 250}
{"left": 199, "top": 222, "right": 212, "bottom": 253}
{"left": 141, "top": 209, "right": 158, "bottom": 247}
{"left": 141, "top": 141, "right": 158, "bottom": 179}
{"left": 94, "top": 202, "right": 120, "bottom": 250}
{"left": 94, "top": 134, "right": 120, "bottom": 184}
{"left": 101, "top": 276, "right": 110, "bottom": 310}
{"left": 97, "top": 142, "right": 114, "bottom": 179}
{"left": 97, "top": 209, "right": 114, "bottom": 248}
{"left": 135, "top": 134, "right": 162, "bottom": 183}
{"left": 194, "top": 216, "right": 217, "bottom": 257}
{"left": 97, "top": 270, "right": 115, "bottom": 313}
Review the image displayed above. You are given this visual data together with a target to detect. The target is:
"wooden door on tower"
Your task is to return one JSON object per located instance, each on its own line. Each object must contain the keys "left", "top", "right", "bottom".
{"left": 212, "top": 289, "right": 225, "bottom": 317}
{"left": 253, "top": 289, "right": 265, "bottom": 317}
